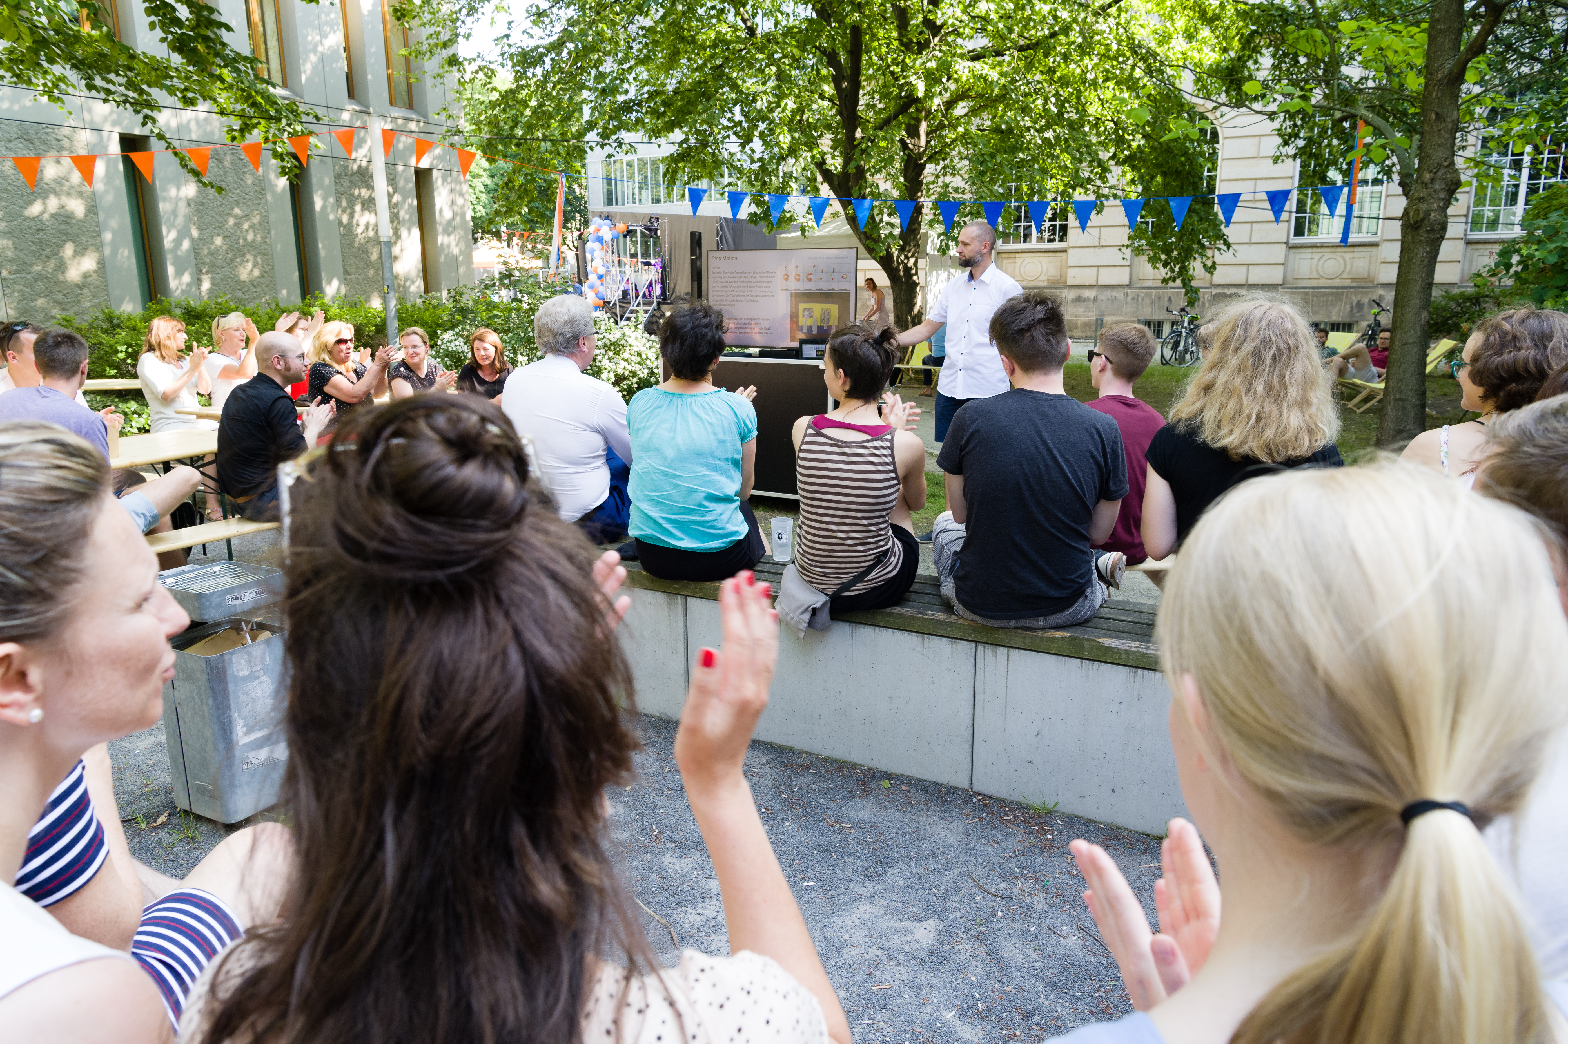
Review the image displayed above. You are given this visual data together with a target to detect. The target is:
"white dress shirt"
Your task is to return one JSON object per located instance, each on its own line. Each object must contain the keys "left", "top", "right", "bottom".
{"left": 927, "top": 261, "right": 1024, "bottom": 399}
{"left": 499, "top": 353, "right": 633, "bottom": 521}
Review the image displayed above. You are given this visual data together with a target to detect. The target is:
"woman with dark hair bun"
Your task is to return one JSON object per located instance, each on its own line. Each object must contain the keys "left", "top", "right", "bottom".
{"left": 183, "top": 396, "right": 851, "bottom": 1044}
{"left": 1402, "top": 307, "right": 1568, "bottom": 484}
{"left": 788, "top": 324, "right": 926, "bottom": 614}
{"left": 627, "top": 302, "right": 767, "bottom": 582}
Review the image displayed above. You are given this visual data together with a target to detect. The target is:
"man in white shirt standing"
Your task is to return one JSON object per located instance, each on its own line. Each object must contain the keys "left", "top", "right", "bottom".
{"left": 896, "top": 220, "right": 1024, "bottom": 444}
{"left": 499, "top": 295, "right": 634, "bottom": 543}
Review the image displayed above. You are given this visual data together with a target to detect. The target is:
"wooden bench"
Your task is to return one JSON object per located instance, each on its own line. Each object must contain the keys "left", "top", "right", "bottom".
{"left": 616, "top": 558, "right": 1182, "bottom": 834}
{"left": 147, "top": 518, "right": 279, "bottom": 556}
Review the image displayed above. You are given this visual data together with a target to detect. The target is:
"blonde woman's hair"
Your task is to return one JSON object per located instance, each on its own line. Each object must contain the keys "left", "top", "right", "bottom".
{"left": 310, "top": 321, "right": 356, "bottom": 370}
{"left": 211, "top": 312, "right": 248, "bottom": 347}
{"left": 1158, "top": 461, "right": 1562, "bottom": 1044}
{"left": 142, "top": 316, "right": 188, "bottom": 364}
{"left": 1168, "top": 296, "right": 1339, "bottom": 461}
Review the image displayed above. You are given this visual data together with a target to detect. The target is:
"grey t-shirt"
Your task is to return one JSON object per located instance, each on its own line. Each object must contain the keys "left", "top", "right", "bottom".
{"left": 935, "top": 388, "right": 1127, "bottom": 618}
{"left": 0, "top": 387, "right": 109, "bottom": 460}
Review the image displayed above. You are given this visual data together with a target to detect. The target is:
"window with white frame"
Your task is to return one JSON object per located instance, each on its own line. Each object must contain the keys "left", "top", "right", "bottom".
{"left": 1469, "top": 143, "right": 1566, "bottom": 235}
{"left": 1292, "top": 171, "right": 1384, "bottom": 239}
{"left": 998, "top": 187, "right": 1068, "bottom": 245}
{"left": 604, "top": 157, "right": 672, "bottom": 207}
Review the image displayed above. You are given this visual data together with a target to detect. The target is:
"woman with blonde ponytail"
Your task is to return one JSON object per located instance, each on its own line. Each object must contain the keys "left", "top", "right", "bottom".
{"left": 1062, "top": 461, "right": 1564, "bottom": 1044}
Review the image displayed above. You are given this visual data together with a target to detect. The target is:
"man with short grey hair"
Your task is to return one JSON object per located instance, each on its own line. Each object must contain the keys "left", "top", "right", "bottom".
{"left": 500, "top": 294, "right": 634, "bottom": 542}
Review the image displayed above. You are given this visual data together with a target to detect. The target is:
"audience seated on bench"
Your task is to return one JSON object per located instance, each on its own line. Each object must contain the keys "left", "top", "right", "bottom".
{"left": 0, "top": 423, "right": 291, "bottom": 1041}
{"left": 215, "top": 332, "right": 334, "bottom": 522}
{"left": 1084, "top": 323, "right": 1167, "bottom": 566}
{"left": 1400, "top": 308, "right": 1567, "bottom": 485}
{"left": 173, "top": 397, "right": 852, "bottom": 1044}
{"left": 627, "top": 302, "right": 767, "bottom": 582}
{"left": 1142, "top": 297, "right": 1342, "bottom": 564}
{"left": 0, "top": 329, "right": 203, "bottom": 569}
{"left": 1066, "top": 461, "right": 1565, "bottom": 1042}
{"left": 932, "top": 290, "right": 1129, "bottom": 629}
{"left": 499, "top": 296, "right": 633, "bottom": 544}
{"left": 785, "top": 323, "right": 926, "bottom": 620}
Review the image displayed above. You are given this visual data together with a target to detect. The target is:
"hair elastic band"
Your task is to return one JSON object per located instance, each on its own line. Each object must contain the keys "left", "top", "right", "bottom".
{"left": 1399, "top": 800, "right": 1472, "bottom": 827}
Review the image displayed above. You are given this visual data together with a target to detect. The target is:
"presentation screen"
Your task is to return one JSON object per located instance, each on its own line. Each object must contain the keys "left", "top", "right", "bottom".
{"left": 707, "top": 249, "right": 858, "bottom": 347}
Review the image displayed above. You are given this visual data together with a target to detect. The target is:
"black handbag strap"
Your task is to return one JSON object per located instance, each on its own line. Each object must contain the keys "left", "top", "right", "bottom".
{"left": 829, "top": 543, "right": 893, "bottom": 599}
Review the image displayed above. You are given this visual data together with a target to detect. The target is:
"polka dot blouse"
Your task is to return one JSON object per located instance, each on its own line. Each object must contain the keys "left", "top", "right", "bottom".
{"left": 581, "top": 949, "right": 832, "bottom": 1044}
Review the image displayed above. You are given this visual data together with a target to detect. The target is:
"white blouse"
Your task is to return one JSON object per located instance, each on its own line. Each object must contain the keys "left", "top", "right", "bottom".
{"left": 138, "top": 352, "right": 208, "bottom": 433}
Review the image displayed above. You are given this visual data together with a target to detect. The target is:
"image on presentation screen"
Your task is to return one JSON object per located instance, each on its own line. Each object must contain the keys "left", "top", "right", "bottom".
{"left": 790, "top": 292, "right": 851, "bottom": 341}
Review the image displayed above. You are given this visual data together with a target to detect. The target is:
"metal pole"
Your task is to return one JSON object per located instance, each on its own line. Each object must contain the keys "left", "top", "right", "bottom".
{"left": 368, "top": 114, "right": 398, "bottom": 345}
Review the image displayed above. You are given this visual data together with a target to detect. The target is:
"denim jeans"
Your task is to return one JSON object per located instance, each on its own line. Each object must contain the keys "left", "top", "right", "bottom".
{"left": 931, "top": 510, "right": 1107, "bottom": 628}
{"left": 934, "top": 392, "right": 973, "bottom": 443}
{"left": 577, "top": 446, "right": 631, "bottom": 544}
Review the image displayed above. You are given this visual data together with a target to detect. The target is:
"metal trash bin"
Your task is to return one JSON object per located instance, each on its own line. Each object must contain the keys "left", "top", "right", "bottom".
{"left": 161, "top": 618, "right": 289, "bottom": 824}
{"left": 159, "top": 561, "right": 284, "bottom": 623}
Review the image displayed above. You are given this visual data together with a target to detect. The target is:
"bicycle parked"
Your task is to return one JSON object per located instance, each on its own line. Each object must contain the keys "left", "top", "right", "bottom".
{"left": 1159, "top": 305, "right": 1202, "bottom": 366}
{"left": 1361, "top": 297, "right": 1390, "bottom": 347}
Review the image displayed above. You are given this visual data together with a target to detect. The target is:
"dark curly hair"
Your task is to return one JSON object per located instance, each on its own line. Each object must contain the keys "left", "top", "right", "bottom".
{"left": 1469, "top": 308, "right": 1568, "bottom": 413}
{"left": 659, "top": 301, "right": 727, "bottom": 380}
{"left": 197, "top": 395, "right": 656, "bottom": 1044}
{"left": 825, "top": 323, "right": 900, "bottom": 401}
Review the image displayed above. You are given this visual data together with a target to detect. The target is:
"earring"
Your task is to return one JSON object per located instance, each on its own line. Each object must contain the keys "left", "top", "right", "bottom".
{"left": 27, "top": 707, "right": 43, "bottom": 724}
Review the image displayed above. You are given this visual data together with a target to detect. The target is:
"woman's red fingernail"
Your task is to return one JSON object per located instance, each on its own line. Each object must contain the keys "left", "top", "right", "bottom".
{"left": 760, "top": 583, "right": 771, "bottom": 598}
{"left": 699, "top": 648, "right": 716, "bottom": 668}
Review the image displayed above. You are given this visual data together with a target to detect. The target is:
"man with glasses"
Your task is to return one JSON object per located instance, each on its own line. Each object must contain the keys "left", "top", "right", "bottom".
{"left": 1327, "top": 327, "right": 1389, "bottom": 384}
{"left": 217, "top": 332, "right": 335, "bottom": 521}
{"left": 1083, "top": 324, "right": 1166, "bottom": 565}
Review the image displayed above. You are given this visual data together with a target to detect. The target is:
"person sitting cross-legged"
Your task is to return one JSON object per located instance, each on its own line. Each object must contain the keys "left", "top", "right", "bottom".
{"left": 788, "top": 324, "right": 926, "bottom": 615}
{"left": 0, "top": 328, "right": 202, "bottom": 569}
{"left": 932, "top": 290, "right": 1129, "bottom": 629}
{"left": 1084, "top": 323, "right": 1167, "bottom": 566}
{"left": 499, "top": 295, "right": 633, "bottom": 544}
{"left": 216, "top": 332, "right": 336, "bottom": 521}
{"left": 1326, "top": 326, "right": 1390, "bottom": 383}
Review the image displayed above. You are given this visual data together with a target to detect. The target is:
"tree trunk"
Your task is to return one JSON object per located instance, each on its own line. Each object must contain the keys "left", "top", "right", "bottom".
{"left": 1379, "top": 0, "right": 1505, "bottom": 444}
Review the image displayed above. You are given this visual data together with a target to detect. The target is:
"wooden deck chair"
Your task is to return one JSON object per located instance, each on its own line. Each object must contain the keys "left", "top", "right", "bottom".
{"left": 1339, "top": 339, "right": 1458, "bottom": 414}
{"left": 892, "top": 340, "right": 940, "bottom": 387}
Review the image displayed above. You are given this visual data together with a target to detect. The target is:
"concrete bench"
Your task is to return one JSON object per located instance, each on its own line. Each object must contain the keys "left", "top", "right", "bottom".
{"left": 147, "top": 518, "right": 279, "bottom": 555}
{"left": 618, "top": 560, "right": 1184, "bottom": 835}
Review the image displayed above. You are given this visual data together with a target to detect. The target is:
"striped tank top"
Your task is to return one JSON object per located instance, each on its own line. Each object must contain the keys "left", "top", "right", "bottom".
{"left": 794, "top": 416, "right": 905, "bottom": 595}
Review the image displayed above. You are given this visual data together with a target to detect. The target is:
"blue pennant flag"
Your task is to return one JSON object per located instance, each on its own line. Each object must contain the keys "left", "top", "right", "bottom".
{"left": 1318, "top": 185, "right": 1343, "bottom": 218}
{"left": 687, "top": 186, "right": 707, "bottom": 215}
{"left": 767, "top": 193, "right": 789, "bottom": 223}
{"left": 1339, "top": 157, "right": 1360, "bottom": 246}
{"left": 1265, "top": 189, "right": 1292, "bottom": 223}
{"left": 1215, "top": 192, "right": 1241, "bottom": 227}
{"left": 809, "top": 196, "right": 830, "bottom": 227}
{"left": 1120, "top": 198, "right": 1146, "bottom": 230}
{"left": 1072, "top": 200, "right": 1097, "bottom": 233}
{"left": 851, "top": 198, "right": 873, "bottom": 229}
{"left": 894, "top": 200, "right": 917, "bottom": 230}
{"left": 1026, "top": 200, "right": 1051, "bottom": 232}
{"left": 937, "top": 200, "right": 962, "bottom": 232}
{"left": 1168, "top": 196, "right": 1193, "bottom": 231}
{"left": 982, "top": 201, "right": 1006, "bottom": 227}
{"left": 727, "top": 190, "right": 748, "bottom": 220}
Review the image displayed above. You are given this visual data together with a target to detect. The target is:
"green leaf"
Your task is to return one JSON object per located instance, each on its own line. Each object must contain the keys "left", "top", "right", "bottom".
{"left": 1129, "top": 105, "right": 1151, "bottom": 123}
{"left": 1243, "top": 79, "right": 1263, "bottom": 95}
{"left": 1368, "top": 145, "right": 1387, "bottom": 162}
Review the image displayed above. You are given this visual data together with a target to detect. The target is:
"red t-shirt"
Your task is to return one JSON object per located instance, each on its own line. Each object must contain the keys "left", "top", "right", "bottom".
{"left": 1083, "top": 394, "right": 1168, "bottom": 564}
{"left": 1368, "top": 345, "right": 1389, "bottom": 369}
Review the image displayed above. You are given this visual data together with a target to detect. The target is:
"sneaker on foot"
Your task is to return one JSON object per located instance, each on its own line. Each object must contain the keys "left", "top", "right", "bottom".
{"left": 617, "top": 540, "right": 639, "bottom": 561}
{"left": 917, "top": 530, "right": 935, "bottom": 543}
{"left": 1096, "top": 551, "right": 1126, "bottom": 591}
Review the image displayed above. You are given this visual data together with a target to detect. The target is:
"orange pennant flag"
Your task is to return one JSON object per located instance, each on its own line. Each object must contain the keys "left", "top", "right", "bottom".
{"left": 11, "top": 157, "right": 40, "bottom": 190}
{"left": 288, "top": 135, "right": 312, "bottom": 167}
{"left": 70, "top": 155, "right": 98, "bottom": 188}
{"left": 456, "top": 148, "right": 478, "bottom": 177}
{"left": 128, "top": 152, "right": 155, "bottom": 184}
{"left": 413, "top": 138, "right": 435, "bottom": 165}
{"left": 332, "top": 128, "right": 356, "bottom": 156}
{"left": 240, "top": 141, "right": 264, "bottom": 171}
{"left": 184, "top": 147, "right": 212, "bottom": 177}
{"left": 381, "top": 129, "right": 395, "bottom": 156}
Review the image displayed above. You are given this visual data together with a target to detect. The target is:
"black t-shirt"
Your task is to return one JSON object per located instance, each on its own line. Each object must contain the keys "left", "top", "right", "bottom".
{"left": 217, "top": 374, "right": 306, "bottom": 498}
{"left": 389, "top": 359, "right": 438, "bottom": 392}
{"left": 308, "top": 361, "right": 369, "bottom": 417}
{"left": 936, "top": 390, "right": 1128, "bottom": 619}
{"left": 1145, "top": 423, "right": 1344, "bottom": 547}
{"left": 456, "top": 362, "right": 509, "bottom": 399}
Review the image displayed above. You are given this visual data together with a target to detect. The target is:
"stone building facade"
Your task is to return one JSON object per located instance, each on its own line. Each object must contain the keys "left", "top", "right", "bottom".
{"left": 0, "top": 0, "right": 473, "bottom": 323}
{"left": 587, "top": 105, "right": 1558, "bottom": 340}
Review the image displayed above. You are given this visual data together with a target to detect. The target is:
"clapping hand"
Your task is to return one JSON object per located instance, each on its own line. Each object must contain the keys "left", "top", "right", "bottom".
{"left": 733, "top": 385, "right": 758, "bottom": 402}
{"left": 303, "top": 310, "right": 326, "bottom": 338}
{"left": 244, "top": 317, "right": 260, "bottom": 344}
{"left": 373, "top": 344, "right": 399, "bottom": 368}
{"left": 879, "top": 391, "right": 921, "bottom": 431}
{"left": 1070, "top": 818, "right": 1220, "bottom": 1011}
{"left": 674, "top": 572, "right": 778, "bottom": 799}
{"left": 301, "top": 397, "right": 335, "bottom": 442}
{"left": 188, "top": 344, "right": 210, "bottom": 371}
{"left": 435, "top": 368, "right": 458, "bottom": 392}
{"left": 274, "top": 311, "right": 302, "bottom": 334}
{"left": 591, "top": 549, "right": 632, "bottom": 634}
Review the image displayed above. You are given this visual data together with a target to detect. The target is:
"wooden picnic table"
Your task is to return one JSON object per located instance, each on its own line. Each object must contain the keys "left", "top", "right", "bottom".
{"left": 84, "top": 378, "right": 143, "bottom": 392}
{"left": 109, "top": 428, "right": 217, "bottom": 470}
{"left": 175, "top": 405, "right": 308, "bottom": 422}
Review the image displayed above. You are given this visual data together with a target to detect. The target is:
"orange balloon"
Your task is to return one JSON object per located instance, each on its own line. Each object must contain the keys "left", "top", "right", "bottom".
{"left": 616, "top": 223, "right": 628, "bottom": 233}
